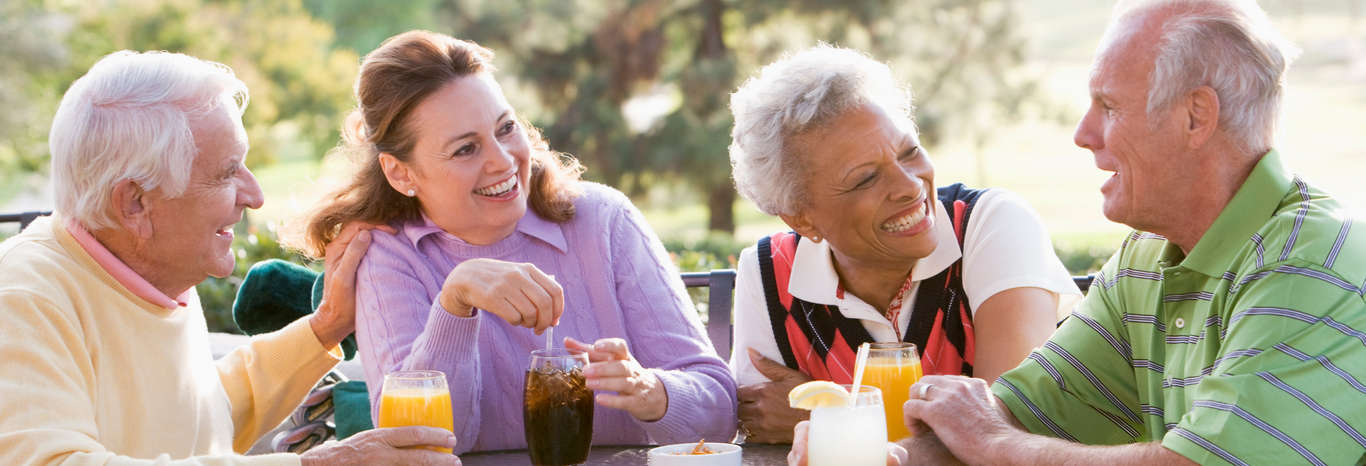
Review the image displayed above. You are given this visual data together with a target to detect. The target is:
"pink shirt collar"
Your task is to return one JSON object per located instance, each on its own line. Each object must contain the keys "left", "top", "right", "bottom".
{"left": 65, "top": 219, "right": 189, "bottom": 310}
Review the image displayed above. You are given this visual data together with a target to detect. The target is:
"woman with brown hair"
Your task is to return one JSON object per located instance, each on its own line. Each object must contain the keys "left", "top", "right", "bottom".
{"left": 302, "top": 30, "right": 736, "bottom": 453}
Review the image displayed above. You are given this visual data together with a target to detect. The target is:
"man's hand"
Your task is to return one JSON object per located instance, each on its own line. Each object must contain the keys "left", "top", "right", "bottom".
{"left": 902, "top": 375, "right": 1015, "bottom": 465}
{"left": 788, "top": 420, "right": 906, "bottom": 466}
{"left": 310, "top": 222, "right": 395, "bottom": 348}
{"left": 300, "top": 426, "right": 460, "bottom": 466}
{"left": 737, "top": 348, "right": 812, "bottom": 443}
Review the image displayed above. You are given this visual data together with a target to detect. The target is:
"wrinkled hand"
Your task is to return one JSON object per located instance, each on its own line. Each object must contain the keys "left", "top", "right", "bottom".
{"left": 565, "top": 337, "right": 668, "bottom": 422}
{"left": 903, "top": 375, "right": 1014, "bottom": 465}
{"left": 300, "top": 426, "right": 460, "bottom": 466}
{"left": 437, "top": 259, "right": 563, "bottom": 334}
{"left": 310, "top": 222, "right": 396, "bottom": 348}
{"left": 788, "top": 421, "right": 905, "bottom": 466}
{"left": 737, "top": 348, "right": 811, "bottom": 443}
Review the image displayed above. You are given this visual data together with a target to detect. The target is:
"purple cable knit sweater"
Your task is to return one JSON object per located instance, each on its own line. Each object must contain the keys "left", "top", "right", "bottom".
{"left": 354, "top": 182, "right": 737, "bottom": 453}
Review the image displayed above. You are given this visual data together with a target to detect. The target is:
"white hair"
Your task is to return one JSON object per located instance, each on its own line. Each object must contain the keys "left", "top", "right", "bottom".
{"left": 49, "top": 50, "right": 248, "bottom": 230}
{"left": 728, "top": 44, "right": 914, "bottom": 216}
{"left": 1106, "top": 0, "right": 1299, "bottom": 154}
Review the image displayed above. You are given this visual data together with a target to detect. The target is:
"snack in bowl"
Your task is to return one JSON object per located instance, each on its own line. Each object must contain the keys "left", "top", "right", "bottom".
{"left": 647, "top": 441, "right": 742, "bottom": 465}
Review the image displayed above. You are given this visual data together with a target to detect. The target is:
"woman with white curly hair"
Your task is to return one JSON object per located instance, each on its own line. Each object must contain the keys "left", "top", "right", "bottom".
{"left": 727, "top": 45, "right": 1081, "bottom": 443}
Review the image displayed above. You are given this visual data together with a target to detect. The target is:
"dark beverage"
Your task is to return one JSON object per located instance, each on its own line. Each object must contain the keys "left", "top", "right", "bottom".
{"left": 523, "top": 349, "right": 593, "bottom": 466}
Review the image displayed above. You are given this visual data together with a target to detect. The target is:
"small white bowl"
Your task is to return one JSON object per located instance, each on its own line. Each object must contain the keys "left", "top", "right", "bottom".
{"left": 647, "top": 442, "right": 743, "bottom": 465}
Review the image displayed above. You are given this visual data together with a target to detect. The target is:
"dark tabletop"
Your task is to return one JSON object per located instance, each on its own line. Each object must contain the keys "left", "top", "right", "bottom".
{"left": 461, "top": 443, "right": 790, "bottom": 465}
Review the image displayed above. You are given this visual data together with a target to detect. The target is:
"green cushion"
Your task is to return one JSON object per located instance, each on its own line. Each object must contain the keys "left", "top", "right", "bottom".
{"left": 232, "top": 259, "right": 357, "bottom": 360}
{"left": 332, "top": 380, "right": 374, "bottom": 439}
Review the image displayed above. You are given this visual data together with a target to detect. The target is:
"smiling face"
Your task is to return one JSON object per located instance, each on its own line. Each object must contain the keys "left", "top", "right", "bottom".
{"left": 143, "top": 102, "right": 263, "bottom": 282}
{"left": 784, "top": 102, "right": 938, "bottom": 271}
{"left": 1073, "top": 17, "right": 1194, "bottom": 233}
{"left": 384, "top": 74, "right": 532, "bottom": 245}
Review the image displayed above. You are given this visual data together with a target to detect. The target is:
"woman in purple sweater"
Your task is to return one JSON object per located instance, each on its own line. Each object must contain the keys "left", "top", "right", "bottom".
{"left": 301, "top": 31, "right": 737, "bottom": 454}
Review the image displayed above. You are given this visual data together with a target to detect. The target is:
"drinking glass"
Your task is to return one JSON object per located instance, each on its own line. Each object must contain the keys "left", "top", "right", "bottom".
{"left": 807, "top": 385, "right": 886, "bottom": 466}
{"left": 377, "top": 370, "right": 454, "bottom": 454}
{"left": 524, "top": 348, "right": 594, "bottom": 466}
{"left": 861, "top": 342, "right": 923, "bottom": 440}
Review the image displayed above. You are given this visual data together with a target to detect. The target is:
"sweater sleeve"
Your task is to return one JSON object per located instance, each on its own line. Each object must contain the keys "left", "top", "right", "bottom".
{"left": 214, "top": 316, "right": 341, "bottom": 452}
{"left": 606, "top": 197, "right": 739, "bottom": 443}
{"left": 353, "top": 234, "right": 483, "bottom": 454}
{"left": 0, "top": 290, "right": 301, "bottom": 466}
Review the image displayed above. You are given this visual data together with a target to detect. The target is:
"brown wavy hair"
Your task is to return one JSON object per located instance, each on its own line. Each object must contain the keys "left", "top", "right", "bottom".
{"left": 299, "top": 30, "right": 583, "bottom": 257}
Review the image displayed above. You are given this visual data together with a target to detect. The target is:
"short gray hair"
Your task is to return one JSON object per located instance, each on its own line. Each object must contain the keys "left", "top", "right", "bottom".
{"left": 1110, "top": 0, "right": 1298, "bottom": 154}
{"left": 49, "top": 51, "right": 248, "bottom": 229}
{"left": 729, "top": 45, "right": 914, "bottom": 216}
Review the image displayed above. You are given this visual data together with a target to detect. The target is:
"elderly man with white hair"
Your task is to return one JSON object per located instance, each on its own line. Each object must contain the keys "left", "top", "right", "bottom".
{"left": 0, "top": 51, "right": 458, "bottom": 465}
{"left": 783, "top": 0, "right": 1366, "bottom": 464}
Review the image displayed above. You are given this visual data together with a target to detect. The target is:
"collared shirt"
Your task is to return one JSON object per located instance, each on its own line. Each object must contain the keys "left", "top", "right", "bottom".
{"left": 64, "top": 218, "right": 189, "bottom": 309}
{"left": 993, "top": 150, "right": 1366, "bottom": 465}
{"left": 353, "top": 182, "right": 737, "bottom": 453}
{"left": 732, "top": 189, "right": 1081, "bottom": 385}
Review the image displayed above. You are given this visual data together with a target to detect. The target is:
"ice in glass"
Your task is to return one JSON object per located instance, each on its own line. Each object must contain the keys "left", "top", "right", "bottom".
{"left": 523, "top": 348, "right": 594, "bottom": 466}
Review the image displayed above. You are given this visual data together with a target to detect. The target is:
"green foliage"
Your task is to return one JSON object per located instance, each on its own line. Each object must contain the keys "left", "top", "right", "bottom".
{"left": 1053, "top": 242, "right": 1111, "bottom": 276}
{"left": 10, "top": 0, "right": 357, "bottom": 173}
{"left": 198, "top": 221, "right": 317, "bottom": 334}
{"left": 0, "top": 1, "right": 68, "bottom": 174}
{"left": 661, "top": 232, "right": 744, "bottom": 271}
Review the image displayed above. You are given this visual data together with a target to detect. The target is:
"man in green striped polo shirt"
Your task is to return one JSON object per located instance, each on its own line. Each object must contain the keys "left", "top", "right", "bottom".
{"left": 786, "top": 0, "right": 1366, "bottom": 465}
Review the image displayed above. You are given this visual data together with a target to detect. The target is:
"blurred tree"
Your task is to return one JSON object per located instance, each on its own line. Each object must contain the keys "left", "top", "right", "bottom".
{"left": 302, "top": 0, "right": 441, "bottom": 55}
{"left": 20, "top": 0, "right": 357, "bottom": 170}
{"left": 428, "top": 0, "right": 1044, "bottom": 233}
{"left": 0, "top": 0, "right": 71, "bottom": 175}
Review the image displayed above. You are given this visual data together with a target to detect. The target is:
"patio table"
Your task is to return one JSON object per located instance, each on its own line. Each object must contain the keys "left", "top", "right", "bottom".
{"left": 461, "top": 443, "right": 791, "bottom": 465}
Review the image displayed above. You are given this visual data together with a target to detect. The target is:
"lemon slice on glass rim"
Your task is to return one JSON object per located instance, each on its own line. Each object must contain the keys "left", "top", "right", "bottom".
{"left": 788, "top": 380, "right": 852, "bottom": 409}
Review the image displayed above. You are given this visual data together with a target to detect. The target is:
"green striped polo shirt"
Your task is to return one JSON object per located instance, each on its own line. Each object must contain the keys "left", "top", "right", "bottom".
{"left": 992, "top": 150, "right": 1366, "bottom": 465}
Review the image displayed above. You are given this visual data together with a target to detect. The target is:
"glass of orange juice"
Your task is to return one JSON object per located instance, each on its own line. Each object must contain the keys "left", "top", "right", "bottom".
{"left": 860, "top": 342, "right": 922, "bottom": 441}
{"left": 377, "top": 370, "right": 454, "bottom": 454}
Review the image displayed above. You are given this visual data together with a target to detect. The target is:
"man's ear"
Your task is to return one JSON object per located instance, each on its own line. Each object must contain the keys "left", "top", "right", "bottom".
{"left": 1185, "top": 85, "right": 1220, "bottom": 148}
{"left": 109, "top": 180, "right": 152, "bottom": 238}
{"left": 779, "top": 211, "right": 822, "bottom": 241}
{"left": 378, "top": 153, "right": 416, "bottom": 195}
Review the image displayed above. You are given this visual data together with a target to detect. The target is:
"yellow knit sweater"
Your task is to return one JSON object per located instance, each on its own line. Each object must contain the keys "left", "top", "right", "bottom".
{"left": 0, "top": 217, "right": 339, "bottom": 465}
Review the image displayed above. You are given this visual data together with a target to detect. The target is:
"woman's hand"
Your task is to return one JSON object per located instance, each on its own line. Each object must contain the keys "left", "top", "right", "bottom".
{"left": 311, "top": 222, "right": 397, "bottom": 348}
{"left": 565, "top": 337, "right": 668, "bottom": 422}
{"left": 738, "top": 349, "right": 812, "bottom": 443}
{"left": 436, "top": 259, "right": 563, "bottom": 334}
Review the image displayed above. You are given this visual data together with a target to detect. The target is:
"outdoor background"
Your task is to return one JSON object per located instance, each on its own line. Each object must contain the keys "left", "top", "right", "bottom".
{"left": 3, "top": 0, "right": 1364, "bottom": 332}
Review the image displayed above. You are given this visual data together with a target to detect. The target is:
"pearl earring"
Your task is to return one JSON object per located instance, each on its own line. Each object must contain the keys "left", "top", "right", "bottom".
{"left": 406, "top": 189, "right": 416, "bottom": 197}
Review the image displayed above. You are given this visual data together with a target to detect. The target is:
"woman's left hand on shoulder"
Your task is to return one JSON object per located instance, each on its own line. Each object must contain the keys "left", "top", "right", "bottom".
{"left": 564, "top": 337, "right": 668, "bottom": 422}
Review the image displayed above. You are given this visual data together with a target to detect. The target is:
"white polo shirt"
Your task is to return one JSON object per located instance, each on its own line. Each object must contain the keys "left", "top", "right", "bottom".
{"left": 729, "top": 189, "right": 1081, "bottom": 385}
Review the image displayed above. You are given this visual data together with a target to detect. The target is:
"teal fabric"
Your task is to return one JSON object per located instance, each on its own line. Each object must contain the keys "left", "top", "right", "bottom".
{"left": 332, "top": 380, "right": 374, "bottom": 439}
{"left": 232, "top": 259, "right": 357, "bottom": 360}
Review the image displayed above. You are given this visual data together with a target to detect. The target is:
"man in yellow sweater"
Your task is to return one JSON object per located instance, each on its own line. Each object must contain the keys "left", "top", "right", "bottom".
{"left": 0, "top": 52, "right": 459, "bottom": 465}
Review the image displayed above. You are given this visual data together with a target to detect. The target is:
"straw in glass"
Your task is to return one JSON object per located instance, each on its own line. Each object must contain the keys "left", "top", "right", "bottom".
{"left": 848, "top": 342, "right": 871, "bottom": 407}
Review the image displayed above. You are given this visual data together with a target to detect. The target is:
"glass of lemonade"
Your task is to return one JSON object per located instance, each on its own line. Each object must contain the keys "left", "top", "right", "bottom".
{"left": 861, "top": 342, "right": 922, "bottom": 440}
{"left": 523, "top": 348, "right": 594, "bottom": 466}
{"left": 807, "top": 384, "right": 886, "bottom": 466}
{"left": 377, "top": 370, "right": 454, "bottom": 454}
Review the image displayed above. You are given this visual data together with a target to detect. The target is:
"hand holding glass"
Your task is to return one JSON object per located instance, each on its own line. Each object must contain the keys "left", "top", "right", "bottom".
{"left": 377, "top": 370, "right": 454, "bottom": 454}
